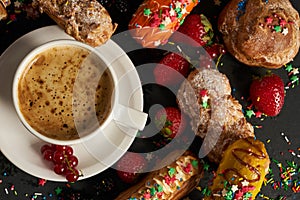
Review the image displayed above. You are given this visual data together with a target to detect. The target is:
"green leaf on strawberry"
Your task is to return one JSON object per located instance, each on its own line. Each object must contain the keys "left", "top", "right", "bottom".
{"left": 154, "top": 107, "right": 187, "bottom": 139}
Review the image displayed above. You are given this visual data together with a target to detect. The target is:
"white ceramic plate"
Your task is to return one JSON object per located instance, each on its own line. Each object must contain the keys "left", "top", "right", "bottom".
{"left": 0, "top": 25, "right": 144, "bottom": 181}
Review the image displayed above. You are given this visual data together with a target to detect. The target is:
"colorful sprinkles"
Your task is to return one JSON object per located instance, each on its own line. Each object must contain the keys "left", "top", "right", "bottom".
{"left": 0, "top": 0, "right": 299, "bottom": 200}
{"left": 236, "top": 0, "right": 248, "bottom": 20}
{"left": 280, "top": 132, "right": 300, "bottom": 158}
{"left": 259, "top": 13, "right": 294, "bottom": 36}
{"left": 244, "top": 103, "right": 267, "bottom": 121}
{"left": 262, "top": 159, "right": 300, "bottom": 198}
{"left": 140, "top": 0, "right": 200, "bottom": 31}
{"left": 255, "top": 129, "right": 300, "bottom": 200}
{"left": 128, "top": 157, "right": 199, "bottom": 199}
{"left": 284, "top": 63, "right": 300, "bottom": 89}
{"left": 200, "top": 89, "right": 210, "bottom": 109}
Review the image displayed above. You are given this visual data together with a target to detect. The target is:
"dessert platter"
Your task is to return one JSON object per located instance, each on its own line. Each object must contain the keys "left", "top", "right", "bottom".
{"left": 0, "top": 0, "right": 299, "bottom": 199}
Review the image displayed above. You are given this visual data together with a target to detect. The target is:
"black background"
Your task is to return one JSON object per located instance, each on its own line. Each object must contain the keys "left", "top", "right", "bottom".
{"left": 0, "top": 0, "right": 299, "bottom": 199}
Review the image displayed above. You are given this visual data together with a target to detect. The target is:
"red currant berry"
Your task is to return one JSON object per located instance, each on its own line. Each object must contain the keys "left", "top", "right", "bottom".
{"left": 52, "top": 151, "right": 65, "bottom": 164}
{"left": 54, "top": 164, "right": 66, "bottom": 175}
{"left": 55, "top": 145, "right": 67, "bottom": 152}
{"left": 50, "top": 144, "right": 59, "bottom": 150}
{"left": 40, "top": 144, "right": 52, "bottom": 154}
{"left": 67, "top": 155, "right": 78, "bottom": 168}
{"left": 63, "top": 165, "right": 72, "bottom": 175}
{"left": 43, "top": 149, "right": 54, "bottom": 161}
{"left": 64, "top": 146, "right": 73, "bottom": 156}
{"left": 66, "top": 169, "right": 79, "bottom": 182}
{"left": 204, "top": 43, "right": 226, "bottom": 60}
{"left": 199, "top": 55, "right": 214, "bottom": 68}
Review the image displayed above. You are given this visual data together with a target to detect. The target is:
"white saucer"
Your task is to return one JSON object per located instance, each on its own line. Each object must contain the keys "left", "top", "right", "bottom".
{"left": 0, "top": 25, "right": 144, "bottom": 181}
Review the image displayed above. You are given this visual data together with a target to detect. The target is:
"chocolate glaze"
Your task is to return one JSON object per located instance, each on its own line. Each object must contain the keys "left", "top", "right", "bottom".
{"left": 222, "top": 138, "right": 267, "bottom": 183}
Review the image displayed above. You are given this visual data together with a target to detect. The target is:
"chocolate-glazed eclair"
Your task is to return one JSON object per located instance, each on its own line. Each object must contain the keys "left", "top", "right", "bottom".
{"left": 204, "top": 137, "right": 270, "bottom": 200}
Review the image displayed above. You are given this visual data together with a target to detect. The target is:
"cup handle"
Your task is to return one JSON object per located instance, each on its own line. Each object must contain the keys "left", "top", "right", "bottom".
{"left": 113, "top": 104, "right": 148, "bottom": 131}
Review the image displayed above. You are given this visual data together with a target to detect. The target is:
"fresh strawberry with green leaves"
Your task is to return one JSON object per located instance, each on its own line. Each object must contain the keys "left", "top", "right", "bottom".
{"left": 154, "top": 107, "right": 187, "bottom": 139}
{"left": 172, "top": 14, "right": 214, "bottom": 47}
{"left": 249, "top": 74, "right": 285, "bottom": 116}
{"left": 153, "top": 52, "right": 190, "bottom": 85}
{"left": 115, "top": 152, "right": 146, "bottom": 184}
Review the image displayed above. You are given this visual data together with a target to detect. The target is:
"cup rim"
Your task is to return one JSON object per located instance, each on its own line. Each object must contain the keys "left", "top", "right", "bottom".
{"left": 12, "top": 39, "right": 118, "bottom": 145}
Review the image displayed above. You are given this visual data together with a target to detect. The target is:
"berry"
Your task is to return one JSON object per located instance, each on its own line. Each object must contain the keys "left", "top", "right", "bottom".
{"left": 64, "top": 146, "right": 74, "bottom": 156}
{"left": 199, "top": 55, "right": 214, "bottom": 68}
{"left": 43, "top": 149, "right": 54, "bottom": 161}
{"left": 154, "top": 107, "right": 187, "bottom": 139}
{"left": 249, "top": 74, "right": 285, "bottom": 116}
{"left": 200, "top": 43, "right": 226, "bottom": 68}
{"left": 204, "top": 43, "right": 226, "bottom": 60}
{"left": 52, "top": 150, "right": 65, "bottom": 164}
{"left": 172, "top": 14, "right": 214, "bottom": 47}
{"left": 116, "top": 152, "right": 146, "bottom": 184}
{"left": 66, "top": 168, "right": 80, "bottom": 183}
{"left": 54, "top": 164, "right": 66, "bottom": 175}
{"left": 40, "top": 144, "right": 53, "bottom": 154}
{"left": 67, "top": 155, "right": 79, "bottom": 168}
{"left": 153, "top": 52, "right": 190, "bottom": 85}
{"left": 55, "top": 145, "right": 73, "bottom": 156}
{"left": 40, "top": 144, "right": 81, "bottom": 182}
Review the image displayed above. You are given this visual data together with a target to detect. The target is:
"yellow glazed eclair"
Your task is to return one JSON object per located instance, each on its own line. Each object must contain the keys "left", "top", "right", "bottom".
{"left": 204, "top": 137, "right": 270, "bottom": 200}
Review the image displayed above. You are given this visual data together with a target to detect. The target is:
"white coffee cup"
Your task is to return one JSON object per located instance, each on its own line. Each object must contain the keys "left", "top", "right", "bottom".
{"left": 12, "top": 39, "right": 148, "bottom": 145}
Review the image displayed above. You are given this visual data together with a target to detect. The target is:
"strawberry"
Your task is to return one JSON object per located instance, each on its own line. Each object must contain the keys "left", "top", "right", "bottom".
{"left": 171, "top": 14, "right": 214, "bottom": 47}
{"left": 154, "top": 107, "right": 187, "bottom": 139}
{"left": 249, "top": 74, "right": 285, "bottom": 116}
{"left": 115, "top": 152, "right": 146, "bottom": 184}
{"left": 153, "top": 52, "right": 190, "bottom": 85}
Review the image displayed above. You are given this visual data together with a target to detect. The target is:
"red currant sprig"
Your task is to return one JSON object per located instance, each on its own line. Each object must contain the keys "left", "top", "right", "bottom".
{"left": 41, "top": 144, "right": 81, "bottom": 182}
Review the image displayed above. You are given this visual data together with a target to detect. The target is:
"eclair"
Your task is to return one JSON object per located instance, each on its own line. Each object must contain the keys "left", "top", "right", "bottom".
{"left": 115, "top": 151, "right": 203, "bottom": 200}
{"left": 204, "top": 137, "right": 270, "bottom": 199}
{"left": 128, "top": 0, "right": 200, "bottom": 48}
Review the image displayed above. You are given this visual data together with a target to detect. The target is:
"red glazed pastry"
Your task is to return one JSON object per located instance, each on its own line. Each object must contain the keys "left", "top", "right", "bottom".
{"left": 128, "top": 0, "right": 200, "bottom": 48}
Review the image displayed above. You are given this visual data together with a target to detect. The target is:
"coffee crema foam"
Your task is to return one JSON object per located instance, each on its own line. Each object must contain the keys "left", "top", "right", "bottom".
{"left": 18, "top": 45, "right": 114, "bottom": 140}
